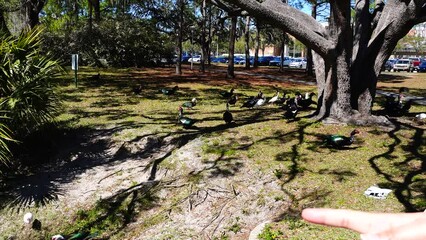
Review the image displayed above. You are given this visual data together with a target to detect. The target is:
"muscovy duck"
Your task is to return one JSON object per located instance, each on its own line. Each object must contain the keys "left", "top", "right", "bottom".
{"left": 294, "top": 92, "right": 303, "bottom": 107}
{"left": 223, "top": 103, "right": 233, "bottom": 124}
{"left": 220, "top": 88, "right": 234, "bottom": 98}
{"left": 182, "top": 98, "right": 197, "bottom": 109}
{"left": 228, "top": 94, "right": 238, "bottom": 105}
{"left": 276, "top": 94, "right": 290, "bottom": 106}
{"left": 298, "top": 92, "right": 316, "bottom": 110}
{"left": 133, "top": 85, "right": 142, "bottom": 95}
{"left": 254, "top": 96, "right": 266, "bottom": 108}
{"left": 283, "top": 98, "right": 298, "bottom": 119}
{"left": 177, "top": 106, "right": 197, "bottom": 128}
{"left": 384, "top": 94, "right": 412, "bottom": 116}
{"left": 161, "top": 85, "right": 178, "bottom": 95}
{"left": 241, "top": 90, "right": 263, "bottom": 109}
{"left": 241, "top": 96, "right": 257, "bottom": 108}
{"left": 325, "top": 129, "right": 360, "bottom": 148}
{"left": 268, "top": 91, "right": 280, "bottom": 104}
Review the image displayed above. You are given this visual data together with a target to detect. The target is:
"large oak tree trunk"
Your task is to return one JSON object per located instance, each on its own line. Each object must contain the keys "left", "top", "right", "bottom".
{"left": 222, "top": 0, "right": 426, "bottom": 125}
{"left": 4, "top": 0, "right": 45, "bottom": 35}
{"left": 0, "top": 12, "right": 8, "bottom": 34}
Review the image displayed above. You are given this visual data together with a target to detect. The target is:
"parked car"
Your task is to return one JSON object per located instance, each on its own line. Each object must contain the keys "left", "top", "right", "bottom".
{"left": 236, "top": 56, "right": 253, "bottom": 65}
{"left": 233, "top": 56, "right": 245, "bottom": 64}
{"left": 289, "top": 58, "right": 307, "bottom": 69}
{"left": 382, "top": 59, "right": 397, "bottom": 71}
{"left": 250, "top": 56, "right": 274, "bottom": 66}
{"left": 211, "top": 56, "right": 228, "bottom": 63}
{"left": 269, "top": 56, "right": 292, "bottom": 67}
{"left": 188, "top": 55, "right": 201, "bottom": 63}
{"left": 409, "top": 57, "right": 421, "bottom": 71}
{"left": 418, "top": 61, "right": 426, "bottom": 72}
{"left": 393, "top": 59, "right": 413, "bottom": 72}
{"left": 259, "top": 56, "right": 274, "bottom": 66}
{"left": 181, "top": 55, "right": 191, "bottom": 63}
{"left": 283, "top": 57, "right": 293, "bottom": 67}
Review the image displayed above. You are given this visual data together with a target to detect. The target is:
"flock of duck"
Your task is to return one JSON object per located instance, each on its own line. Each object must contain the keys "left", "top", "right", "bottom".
{"left": 158, "top": 86, "right": 317, "bottom": 127}
{"left": 144, "top": 84, "right": 418, "bottom": 148}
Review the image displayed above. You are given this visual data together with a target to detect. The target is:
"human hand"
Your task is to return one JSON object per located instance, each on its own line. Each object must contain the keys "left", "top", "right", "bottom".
{"left": 301, "top": 208, "right": 426, "bottom": 240}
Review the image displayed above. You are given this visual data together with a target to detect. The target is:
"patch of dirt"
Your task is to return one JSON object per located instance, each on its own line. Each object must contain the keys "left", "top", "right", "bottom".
{"left": 0, "top": 125, "right": 291, "bottom": 239}
{"left": 122, "top": 137, "right": 291, "bottom": 239}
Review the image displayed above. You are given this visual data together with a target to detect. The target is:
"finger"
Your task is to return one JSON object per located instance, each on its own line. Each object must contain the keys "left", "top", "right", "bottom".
{"left": 302, "top": 208, "right": 425, "bottom": 233}
{"left": 361, "top": 217, "right": 426, "bottom": 240}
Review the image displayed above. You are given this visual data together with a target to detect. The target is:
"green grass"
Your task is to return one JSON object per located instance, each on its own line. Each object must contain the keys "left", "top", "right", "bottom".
{"left": 2, "top": 67, "right": 425, "bottom": 239}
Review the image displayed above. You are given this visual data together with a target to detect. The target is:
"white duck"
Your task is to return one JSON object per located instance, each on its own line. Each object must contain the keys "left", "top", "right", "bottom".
{"left": 254, "top": 96, "right": 266, "bottom": 108}
{"left": 268, "top": 91, "right": 280, "bottom": 104}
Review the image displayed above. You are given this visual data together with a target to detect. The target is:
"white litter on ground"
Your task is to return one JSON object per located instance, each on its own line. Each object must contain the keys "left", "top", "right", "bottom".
{"left": 364, "top": 186, "right": 392, "bottom": 199}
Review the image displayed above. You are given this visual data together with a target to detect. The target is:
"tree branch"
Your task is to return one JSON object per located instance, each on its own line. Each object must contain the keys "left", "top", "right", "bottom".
{"left": 220, "top": 0, "right": 334, "bottom": 57}
{"left": 352, "top": 0, "right": 371, "bottom": 62}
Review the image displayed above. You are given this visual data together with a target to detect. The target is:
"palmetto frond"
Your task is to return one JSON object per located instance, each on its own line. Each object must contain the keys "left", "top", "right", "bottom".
{"left": 0, "top": 26, "right": 63, "bottom": 165}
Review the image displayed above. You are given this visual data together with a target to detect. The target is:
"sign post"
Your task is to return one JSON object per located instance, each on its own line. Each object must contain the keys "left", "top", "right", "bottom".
{"left": 71, "top": 54, "right": 79, "bottom": 87}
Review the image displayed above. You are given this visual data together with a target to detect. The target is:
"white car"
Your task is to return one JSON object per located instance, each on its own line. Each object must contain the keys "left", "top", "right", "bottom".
{"left": 289, "top": 58, "right": 307, "bottom": 69}
{"left": 283, "top": 57, "right": 294, "bottom": 67}
{"left": 188, "top": 55, "right": 201, "bottom": 63}
{"left": 393, "top": 59, "right": 413, "bottom": 72}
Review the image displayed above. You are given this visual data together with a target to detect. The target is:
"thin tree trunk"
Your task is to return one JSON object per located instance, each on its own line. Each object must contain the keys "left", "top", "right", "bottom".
{"left": 94, "top": 0, "right": 100, "bottom": 22}
{"left": 280, "top": 31, "right": 285, "bottom": 72}
{"left": 88, "top": 0, "right": 93, "bottom": 31}
{"left": 254, "top": 21, "right": 260, "bottom": 68}
{"left": 207, "top": 4, "right": 212, "bottom": 66}
{"left": 227, "top": 16, "right": 237, "bottom": 78}
{"left": 244, "top": 16, "right": 251, "bottom": 69}
{"left": 200, "top": 0, "right": 207, "bottom": 73}
{"left": 73, "top": 0, "right": 79, "bottom": 24}
{"left": 175, "top": 0, "right": 184, "bottom": 75}
{"left": 306, "top": 2, "right": 317, "bottom": 76}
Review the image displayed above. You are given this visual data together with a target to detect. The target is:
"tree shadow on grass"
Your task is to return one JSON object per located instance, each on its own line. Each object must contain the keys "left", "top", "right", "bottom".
{"left": 7, "top": 67, "right": 424, "bottom": 236}
{"left": 61, "top": 180, "right": 160, "bottom": 238}
{"left": 377, "top": 73, "right": 407, "bottom": 83}
{"left": 366, "top": 119, "right": 425, "bottom": 212}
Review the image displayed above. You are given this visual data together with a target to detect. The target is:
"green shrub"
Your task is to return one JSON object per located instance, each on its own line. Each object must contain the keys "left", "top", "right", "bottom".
{"left": 0, "top": 27, "right": 63, "bottom": 165}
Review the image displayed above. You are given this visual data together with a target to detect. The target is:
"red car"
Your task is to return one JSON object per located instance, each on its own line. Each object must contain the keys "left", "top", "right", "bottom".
{"left": 409, "top": 57, "right": 421, "bottom": 71}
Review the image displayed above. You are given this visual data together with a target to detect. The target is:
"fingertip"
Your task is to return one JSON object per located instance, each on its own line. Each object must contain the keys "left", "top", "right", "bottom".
{"left": 301, "top": 208, "right": 316, "bottom": 218}
{"left": 301, "top": 208, "right": 327, "bottom": 224}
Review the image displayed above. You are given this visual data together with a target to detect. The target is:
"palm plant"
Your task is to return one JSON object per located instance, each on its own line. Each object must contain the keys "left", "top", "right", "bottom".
{"left": 0, "top": 27, "right": 63, "bottom": 165}
{"left": 0, "top": 118, "right": 14, "bottom": 166}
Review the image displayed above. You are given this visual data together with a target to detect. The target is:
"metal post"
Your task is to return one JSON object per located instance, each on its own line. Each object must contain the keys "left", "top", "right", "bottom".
{"left": 74, "top": 67, "right": 78, "bottom": 87}
{"left": 216, "top": 35, "right": 219, "bottom": 57}
{"left": 72, "top": 54, "right": 79, "bottom": 87}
